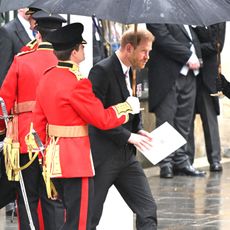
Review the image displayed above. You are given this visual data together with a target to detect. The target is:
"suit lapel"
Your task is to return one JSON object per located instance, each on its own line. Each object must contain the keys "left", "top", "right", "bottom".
{"left": 112, "top": 54, "right": 130, "bottom": 99}
{"left": 179, "top": 24, "right": 192, "bottom": 41}
{"left": 14, "top": 17, "right": 31, "bottom": 45}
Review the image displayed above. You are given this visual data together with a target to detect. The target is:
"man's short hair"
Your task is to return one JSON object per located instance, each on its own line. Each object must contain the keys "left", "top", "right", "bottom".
{"left": 120, "top": 28, "right": 155, "bottom": 49}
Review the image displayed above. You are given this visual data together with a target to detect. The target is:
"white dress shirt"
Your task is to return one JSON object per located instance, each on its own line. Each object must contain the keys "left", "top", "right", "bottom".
{"left": 17, "top": 13, "right": 34, "bottom": 40}
{"left": 180, "top": 25, "right": 199, "bottom": 76}
{"left": 116, "top": 52, "right": 133, "bottom": 96}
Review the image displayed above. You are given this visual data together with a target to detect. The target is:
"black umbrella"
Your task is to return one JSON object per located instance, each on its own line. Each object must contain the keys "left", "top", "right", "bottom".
{"left": 0, "top": 0, "right": 35, "bottom": 12}
{"left": 29, "top": 0, "right": 230, "bottom": 96}
{"left": 30, "top": 0, "right": 230, "bottom": 26}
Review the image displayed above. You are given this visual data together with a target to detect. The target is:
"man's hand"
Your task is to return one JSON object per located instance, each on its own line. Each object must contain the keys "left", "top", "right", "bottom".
{"left": 187, "top": 53, "right": 200, "bottom": 70}
{"left": 126, "top": 96, "right": 140, "bottom": 114}
{"left": 138, "top": 129, "right": 153, "bottom": 141}
{"left": 128, "top": 132, "right": 153, "bottom": 152}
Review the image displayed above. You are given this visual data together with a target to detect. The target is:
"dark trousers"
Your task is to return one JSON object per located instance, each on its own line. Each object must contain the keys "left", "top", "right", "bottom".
{"left": 187, "top": 82, "right": 221, "bottom": 165}
{"left": 91, "top": 146, "right": 157, "bottom": 230}
{"left": 155, "top": 72, "right": 197, "bottom": 168}
{"left": 18, "top": 154, "right": 65, "bottom": 230}
{"left": 52, "top": 177, "right": 93, "bottom": 230}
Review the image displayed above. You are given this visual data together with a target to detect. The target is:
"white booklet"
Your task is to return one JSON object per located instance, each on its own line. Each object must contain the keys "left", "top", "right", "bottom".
{"left": 135, "top": 122, "right": 186, "bottom": 165}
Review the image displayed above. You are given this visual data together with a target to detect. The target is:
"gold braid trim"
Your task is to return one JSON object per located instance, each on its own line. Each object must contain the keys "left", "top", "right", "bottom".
{"left": 112, "top": 102, "right": 131, "bottom": 122}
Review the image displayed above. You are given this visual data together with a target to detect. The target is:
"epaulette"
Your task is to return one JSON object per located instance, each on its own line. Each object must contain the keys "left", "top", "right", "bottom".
{"left": 57, "top": 61, "right": 86, "bottom": 80}
{"left": 69, "top": 64, "right": 86, "bottom": 81}
{"left": 26, "top": 39, "right": 38, "bottom": 50}
{"left": 20, "top": 39, "right": 38, "bottom": 52}
{"left": 16, "top": 49, "right": 36, "bottom": 56}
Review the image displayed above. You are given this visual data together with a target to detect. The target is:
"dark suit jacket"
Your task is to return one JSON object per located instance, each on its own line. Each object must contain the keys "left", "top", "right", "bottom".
{"left": 193, "top": 23, "right": 226, "bottom": 115}
{"left": 146, "top": 24, "right": 202, "bottom": 112}
{"left": 0, "top": 16, "right": 31, "bottom": 85}
{"left": 88, "top": 53, "right": 142, "bottom": 167}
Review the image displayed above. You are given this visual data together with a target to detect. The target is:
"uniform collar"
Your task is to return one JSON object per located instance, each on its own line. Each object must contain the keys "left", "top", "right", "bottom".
{"left": 38, "top": 42, "right": 53, "bottom": 50}
{"left": 57, "top": 61, "right": 79, "bottom": 72}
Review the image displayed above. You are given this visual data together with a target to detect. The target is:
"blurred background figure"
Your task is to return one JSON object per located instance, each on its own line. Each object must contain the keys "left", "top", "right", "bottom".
{"left": 187, "top": 23, "right": 226, "bottom": 172}
{"left": 0, "top": 8, "right": 35, "bottom": 85}
{"left": 146, "top": 23, "right": 205, "bottom": 178}
{"left": 92, "top": 16, "right": 108, "bottom": 65}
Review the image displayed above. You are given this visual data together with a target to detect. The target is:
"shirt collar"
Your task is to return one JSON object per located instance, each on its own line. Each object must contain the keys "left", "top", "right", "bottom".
{"left": 115, "top": 51, "right": 130, "bottom": 75}
{"left": 17, "top": 14, "right": 34, "bottom": 40}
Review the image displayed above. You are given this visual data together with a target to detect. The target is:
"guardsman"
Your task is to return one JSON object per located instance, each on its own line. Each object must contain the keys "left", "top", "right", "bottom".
{"left": 0, "top": 11, "right": 66, "bottom": 230}
{"left": 32, "top": 23, "right": 140, "bottom": 230}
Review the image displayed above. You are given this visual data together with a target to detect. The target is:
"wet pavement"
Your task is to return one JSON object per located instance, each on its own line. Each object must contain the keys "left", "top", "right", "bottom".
{"left": 1, "top": 160, "right": 230, "bottom": 230}
{"left": 148, "top": 161, "right": 230, "bottom": 230}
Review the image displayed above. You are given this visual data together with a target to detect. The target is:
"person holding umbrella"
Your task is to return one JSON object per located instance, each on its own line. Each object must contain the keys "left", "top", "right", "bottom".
{"left": 220, "top": 75, "right": 230, "bottom": 98}
{"left": 146, "top": 23, "right": 206, "bottom": 178}
{"left": 0, "top": 11, "right": 66, "bottom": 230}
{"left": 88, "top": 28, "right": 157, "bottom": 230}
{"left": 187, "top": 23, "right": 226, "bottom": 172}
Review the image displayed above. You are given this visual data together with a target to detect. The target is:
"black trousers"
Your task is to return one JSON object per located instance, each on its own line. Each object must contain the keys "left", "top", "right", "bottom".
{"left": 52, "top": 177, "right": 93, "bottom": 230}
{"left": 91, "top": 146, "right": 157, "bottom": 230}
{"left": 187, "top": 81, "right": 221, "bottom": 165}
{"left": 155, "top": 72, "right": 197, "bottom": 168}
{"left": 18, "top": 154, "right": 65, "bottom": 230}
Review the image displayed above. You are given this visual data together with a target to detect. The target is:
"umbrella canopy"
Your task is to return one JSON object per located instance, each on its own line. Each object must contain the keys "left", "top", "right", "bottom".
{"left": 29, "top": 0, "right": 230, "bottom": 26}
{"left": 0, "top": 0, "right": 35, "bottom": 12}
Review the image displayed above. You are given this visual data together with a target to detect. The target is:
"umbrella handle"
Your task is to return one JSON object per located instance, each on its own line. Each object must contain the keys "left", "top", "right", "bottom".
{"left": 132, "top": 69, "right": 137, "bottom": 96}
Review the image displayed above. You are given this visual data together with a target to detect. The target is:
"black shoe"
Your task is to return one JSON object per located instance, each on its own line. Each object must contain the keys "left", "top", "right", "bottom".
{"left": 160, "top": 166, "right": 173, "bottom": 178}
{"left": 210, "top": 163, "right": 223, "bottom": 172}
{"left": 174, "top": 164, "right": 206, "bottom": 177}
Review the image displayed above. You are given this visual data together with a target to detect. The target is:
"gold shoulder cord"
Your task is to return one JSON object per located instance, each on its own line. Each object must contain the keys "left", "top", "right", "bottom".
{"left": 43, "top": 136, "right": 59, "bottom": 199}
{"left": 4, "top": 117, "right": 40, "bottom": 181}
{"left": 4, "top": 123, "right": 40, "bottom": 182}
{"left": 25, "top": 124, "right": 58, "bottom": 199}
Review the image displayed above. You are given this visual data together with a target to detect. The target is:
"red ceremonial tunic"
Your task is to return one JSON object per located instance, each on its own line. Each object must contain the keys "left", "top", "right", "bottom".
{"left": 0, "top": 42, "right": 57, "bottom": 153}
{"left": 33, "top": 61, "right": 128, "bottom": 178}
{"left": 20, "top": 39, "right": 39, "bottom": 52}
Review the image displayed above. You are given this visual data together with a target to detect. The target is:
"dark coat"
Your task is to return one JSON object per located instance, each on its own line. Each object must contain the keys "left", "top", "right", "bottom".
{"left": 146, "top": 24, "right": 202, "bottom": 112}
{"left": 193, "top": 23, "right": 226, "bottom": 115}
{"left": 88, "top": 53, "right": 142, "bottom": 167}
{"left": 0, "top": 16, "right": 31, "bottom": 85}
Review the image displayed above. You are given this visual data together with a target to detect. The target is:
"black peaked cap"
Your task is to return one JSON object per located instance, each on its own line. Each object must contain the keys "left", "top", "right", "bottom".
{"left": 32, "top": 11, "right": 66, "bottom": 29}
{"left": 46, "top": 23, "right": 87, "bottom": 51}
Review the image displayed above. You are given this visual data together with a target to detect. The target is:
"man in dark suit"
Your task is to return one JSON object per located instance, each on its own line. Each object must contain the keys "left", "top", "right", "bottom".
{"left": 88, "top": 28, "right": 157, "bottom": 230}
{"left": 146, "top": 24, "right": 206, "bottom": 178}
{"left": 187, "top": 23, "right": 226, "bottom": 172}
{"left": 0, "top": 8, "right": 33, "bottom": 85}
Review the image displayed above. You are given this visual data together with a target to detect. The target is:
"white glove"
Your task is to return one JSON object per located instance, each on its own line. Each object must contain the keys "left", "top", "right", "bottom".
{"left": 126, "top": 96, "right": 140, "bottom": 114}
